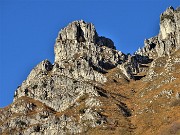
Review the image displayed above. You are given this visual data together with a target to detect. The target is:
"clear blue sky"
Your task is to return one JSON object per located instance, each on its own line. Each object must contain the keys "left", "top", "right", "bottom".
{"left": 0, "top": 0, "right": 179, "bottom": 107}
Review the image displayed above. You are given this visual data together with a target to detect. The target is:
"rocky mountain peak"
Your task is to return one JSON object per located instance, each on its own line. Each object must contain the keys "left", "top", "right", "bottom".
{"left": 135, "top": 6, "right": 180, "bottom": 58}
{"left": 57, "top": 20, "right": 98, "bottom": 43}
{"left": 56, "top": 20, "right": 115, "bottom": 51}
{"left": 0, "top": 6, "right": 180, "bottom": 135}
{"left": 54, "top": 20, "right": 124, "bottom": 84}
{"left": 160, "top": 6, "right": 179, "bottom": 40}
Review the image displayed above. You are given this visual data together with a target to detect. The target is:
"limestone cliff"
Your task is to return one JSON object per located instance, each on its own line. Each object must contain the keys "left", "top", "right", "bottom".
{"left": 136, "top": 6, "right": 180, "bottom": 58}
{"left": 0, "top": 6, "right": 180, "bottom": 135}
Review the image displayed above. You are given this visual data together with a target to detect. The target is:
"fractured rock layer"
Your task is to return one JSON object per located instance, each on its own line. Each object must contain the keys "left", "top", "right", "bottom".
{"left": 0, "top": 6, "right": 180, "bottom": 135}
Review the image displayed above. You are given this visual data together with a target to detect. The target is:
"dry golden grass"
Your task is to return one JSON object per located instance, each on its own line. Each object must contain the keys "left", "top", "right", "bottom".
{"left": 1, "top": 50, "right": 180, "bottom": 135}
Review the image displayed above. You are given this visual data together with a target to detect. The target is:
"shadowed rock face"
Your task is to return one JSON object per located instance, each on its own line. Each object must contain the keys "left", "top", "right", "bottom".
{"left": 0, "top": 6, "right": 180, "bottom": 135}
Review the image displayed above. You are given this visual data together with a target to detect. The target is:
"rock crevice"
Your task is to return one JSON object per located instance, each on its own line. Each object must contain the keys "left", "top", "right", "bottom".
{"left": 0, "top": 6, "right": 180, "bottom": 135}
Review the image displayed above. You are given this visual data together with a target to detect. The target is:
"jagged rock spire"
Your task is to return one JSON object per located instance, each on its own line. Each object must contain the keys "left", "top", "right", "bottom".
{"left": 53, "top": 20, "right": 124, "bottom": 83}
{"left": 57, "top": 20, "right": 98, "bottom": 43}
{"left": 1, "top": 6, "right": 180, "bottom": 135}
{"left": 56, "top": 20, "right": 116, "bottom": 50}
{"left": 135, "top": 6, "right": 180, "bottom": 58}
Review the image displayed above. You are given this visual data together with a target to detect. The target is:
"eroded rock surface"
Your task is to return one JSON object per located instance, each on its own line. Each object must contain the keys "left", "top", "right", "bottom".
{"left": 136, "top": 6, "right": 180, "bottom": 58}
{"left": 0, "top": 6, "right": 180, "bottom": 135}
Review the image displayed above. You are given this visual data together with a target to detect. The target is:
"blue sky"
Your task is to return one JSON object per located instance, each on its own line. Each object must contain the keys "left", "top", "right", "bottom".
{"left": 0, "top": 0, "right": 179, "bottom": 107}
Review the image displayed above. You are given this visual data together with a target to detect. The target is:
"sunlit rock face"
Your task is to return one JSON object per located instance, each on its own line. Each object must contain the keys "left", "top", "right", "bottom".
{"left": 54, "top": 20, "right": 126, "bottom": 83}
{"left": 158, "top": 6, "right": 180, "bottom": 56}
{"left": 13, "top": 21, "right": 122, "bottom": 112}
{"left": 135, "top": 6, "right": 180, "bottom": 58}
{"left": 1, "top": 6, "right": 180, "bottom": 135}
{"left": 58, "top": 20, "right": 98, "bottom": 43}
{"left": 7, "top": 19, "right": 132, "bottom": 135}
{"left": 160, "top": 6, "right": 178, "bottom": 40}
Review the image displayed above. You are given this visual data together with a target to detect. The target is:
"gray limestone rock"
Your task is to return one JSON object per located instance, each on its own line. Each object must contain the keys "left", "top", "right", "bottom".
{"left": 3, "top": 20, "right": 130, "bottom": 135}
{"left": 136, "top": 6, "right": 180, "bottom": 58}
{"left": 54, "top": 20, "right": 126, "bottom": 82}
{"left": 1, "top": 6, "right": 180, "bottom": 135}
